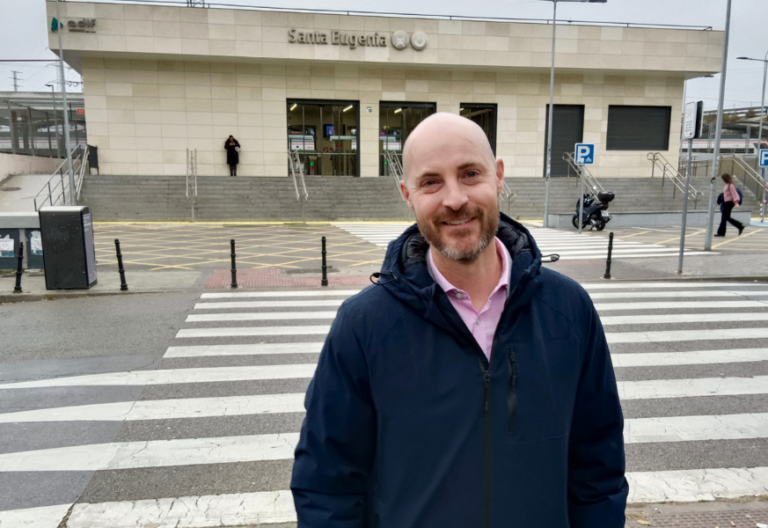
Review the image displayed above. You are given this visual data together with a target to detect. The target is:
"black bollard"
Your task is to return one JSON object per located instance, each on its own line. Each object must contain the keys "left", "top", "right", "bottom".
{"left": 230, "top": 239, "right": 238, "bottom": 289}
{"left": 114, "top": 239, "right": 128, "bottom": 291}
{"left": 603, "top": 232, "right": 614, "bottom": 280}
{"left": 13, "top": 242, "right": 24, "bottom": 294}
{"left": 321, "top": 236, "right": 328, "bottom": 287}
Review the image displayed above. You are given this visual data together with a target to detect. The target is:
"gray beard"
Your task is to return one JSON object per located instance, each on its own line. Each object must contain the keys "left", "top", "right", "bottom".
{"left": 430, "top": 229, "right": 495, "bottom": 264}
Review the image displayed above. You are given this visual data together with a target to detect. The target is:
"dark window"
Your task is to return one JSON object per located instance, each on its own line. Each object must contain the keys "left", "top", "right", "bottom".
{"left": 460, "top": 104, "right": 497, "bottom": 154}
{"left": 607, "top": 105, "right": 671, "bottom": 151}
{"left": 543, "top": 105, "right": 584, "bottom": 177}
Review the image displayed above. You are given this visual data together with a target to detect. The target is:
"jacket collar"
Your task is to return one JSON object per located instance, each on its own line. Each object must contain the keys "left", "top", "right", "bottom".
{"left": 377, "top": 213, "right": 543, "bottom": 342}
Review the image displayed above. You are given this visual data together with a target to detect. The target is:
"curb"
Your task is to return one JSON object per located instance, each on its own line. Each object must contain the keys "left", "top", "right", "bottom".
{"left": 3, "top": 275, "right": 768, "bottom": 304}
{"left": 0, "top": 290, "right": 181, "bottom": 304}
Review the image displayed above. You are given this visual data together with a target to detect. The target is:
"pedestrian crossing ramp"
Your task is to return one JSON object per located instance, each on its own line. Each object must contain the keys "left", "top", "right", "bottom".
{"left": 333, "top": 223, "right": 717, "bottom": 260}
{"left": 2, "top": 282, "right": 768, "bottom": 527}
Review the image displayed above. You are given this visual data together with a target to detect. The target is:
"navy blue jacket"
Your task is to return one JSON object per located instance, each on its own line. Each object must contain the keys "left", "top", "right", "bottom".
{"left": 291, "top": 215, "right": 628, "bottom": 528}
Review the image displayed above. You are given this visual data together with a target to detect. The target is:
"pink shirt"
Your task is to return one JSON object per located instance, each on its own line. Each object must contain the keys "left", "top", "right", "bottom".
{"left": 428, "top": 237, "right": 511, "bottom": 362}
{"left": 723, "top": 183, "right": 740, "bottom": 204}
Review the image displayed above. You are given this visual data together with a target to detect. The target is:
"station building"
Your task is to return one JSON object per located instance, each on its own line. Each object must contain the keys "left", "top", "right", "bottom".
{"left": 46, "top": 1, "right": 723, "bottom": 183}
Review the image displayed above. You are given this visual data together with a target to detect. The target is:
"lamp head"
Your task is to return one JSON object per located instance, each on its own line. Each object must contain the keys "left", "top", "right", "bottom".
{"left": 737, "top": 56, "right": 749, "bottom": 60}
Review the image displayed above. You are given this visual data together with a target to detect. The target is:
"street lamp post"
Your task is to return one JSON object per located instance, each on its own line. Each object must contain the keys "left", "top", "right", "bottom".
{"left": 55, "top": 0, "right": 75, "bottom": 206}
{"left": 45, "top": 83, "right": 61, "bottom": 159}
{"left": 704, "top": 0, "right": 733, "bottom": 251}
{"left": 541, "top": 0, "right": 606, "bottom": 228}
{"left": 737, "top": 52, "right": 768, "bottom": 219}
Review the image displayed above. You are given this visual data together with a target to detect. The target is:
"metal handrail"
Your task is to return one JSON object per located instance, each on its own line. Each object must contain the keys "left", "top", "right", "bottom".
{"left": 33, "top": 145, "right": 84, "bottom": 210}
{"left": 75, "top": 145, "right": 89, "bottom": 200}
{"left": 186, "top": 148, "right": 198, "bottom": 221}
{"left": 384, "top": 150, "right": 405, "bottom": 201}
{"left": 288, "top": 150, "right": 308, "bottom": 203}
{"left": 563, "top": 152, "right": 604, "bottom": 194}
{"left": 647, "top": 152, "right": 701, "bottom": 208}
{"left": 723, "top": 153, "right": 766, "bottom": 200}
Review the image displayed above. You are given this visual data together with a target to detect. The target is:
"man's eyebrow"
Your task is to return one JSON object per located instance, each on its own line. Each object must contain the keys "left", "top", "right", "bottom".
{"left": 457, "top": 161, "right": 486, "bottom": 170}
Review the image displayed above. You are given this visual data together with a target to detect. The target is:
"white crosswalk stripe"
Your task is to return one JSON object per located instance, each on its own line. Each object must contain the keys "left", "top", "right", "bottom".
{"left": 332, "top": 222, "right": 719, "bottom": 260}
{"left": 5, "top": 281, "right": 768, "bottom": 526}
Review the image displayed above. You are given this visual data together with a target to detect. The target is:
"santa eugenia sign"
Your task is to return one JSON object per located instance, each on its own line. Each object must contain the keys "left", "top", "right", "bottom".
{"left": 288, "top": 29, "right": 387, "bottom": 49}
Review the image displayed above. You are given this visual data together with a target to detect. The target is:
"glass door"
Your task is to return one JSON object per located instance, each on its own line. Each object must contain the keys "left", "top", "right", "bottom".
{"left": 287, "top": 100, "right": 359, "bottom": 176}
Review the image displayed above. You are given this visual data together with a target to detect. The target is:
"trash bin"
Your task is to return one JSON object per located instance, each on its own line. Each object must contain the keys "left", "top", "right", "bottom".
{"left": 39, "top": 206, "right": 98, "bottom": 289}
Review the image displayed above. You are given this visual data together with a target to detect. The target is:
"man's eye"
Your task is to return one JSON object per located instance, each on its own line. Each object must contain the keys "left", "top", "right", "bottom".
{"left": 466, "top": 171, "right": 478, "bottom": 178}
{"left": 422, "top": 180, "right": 437, "bottom": 187}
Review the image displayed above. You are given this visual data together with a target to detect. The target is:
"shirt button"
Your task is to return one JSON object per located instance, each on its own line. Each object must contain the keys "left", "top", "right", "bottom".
{"left": 455, "top": 293, "right": 464, "bottom": 299}
{"left": 476, "top": 318, "right": 482, "bottom": 325}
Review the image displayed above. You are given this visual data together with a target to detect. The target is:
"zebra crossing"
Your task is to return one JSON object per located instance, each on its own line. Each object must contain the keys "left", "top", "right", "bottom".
{"left": 333, "top": 222, "right": 716, "bottom": 260}
{"left": 3, "top": 281, "right": 768, "bottom": 527}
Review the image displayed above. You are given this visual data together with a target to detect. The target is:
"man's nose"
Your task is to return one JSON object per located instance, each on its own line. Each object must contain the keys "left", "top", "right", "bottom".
{"left": 441, "top": 179, "right": 469, "bottom": 211}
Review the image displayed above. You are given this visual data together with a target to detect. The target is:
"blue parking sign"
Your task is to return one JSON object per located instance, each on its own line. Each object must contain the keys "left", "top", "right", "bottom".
{"left": 575, "top": 143, "right": 595, "bottom": 165}
{"left": 760, "top": 149, "right": 768, "bottom": 168}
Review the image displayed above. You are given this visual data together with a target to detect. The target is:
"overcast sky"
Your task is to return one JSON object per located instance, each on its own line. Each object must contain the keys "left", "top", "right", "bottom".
{"left": 1, "top": 0, "right": 766, "bottom": 112}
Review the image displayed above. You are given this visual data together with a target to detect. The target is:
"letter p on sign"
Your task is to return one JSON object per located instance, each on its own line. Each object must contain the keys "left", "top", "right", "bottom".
{"left": 575, "top": 143, "right": 595, "bottom": 165}
{"left": 760, "top": 149, "right": 768, "bottom": 168}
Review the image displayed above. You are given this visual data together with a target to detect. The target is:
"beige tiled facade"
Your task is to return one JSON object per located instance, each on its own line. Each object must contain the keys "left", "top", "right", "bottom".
{"left": 49, "top": 2, "right": 724, "bottom": 178}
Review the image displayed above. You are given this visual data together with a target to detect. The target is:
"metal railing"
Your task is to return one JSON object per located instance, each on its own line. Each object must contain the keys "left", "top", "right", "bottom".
{"left": 33, "top": 145, "right": 88, "bottom": 210}
{"left": 384, "top": 150, "right": 405, "bottom": 201}
{"left": 647, "top": 152, "right": 701, "bottom": 208}
{"left": 500, "top": 178, "right": 516, "bottom": 215}
{"left": 288, "top": 150, "right": 309, "bottom": 221}
{"left": 721, "top": 153, "right": 766, "bottom": 200}
{"left": 186, "top": 148, "right": 198, "bottom": 222}
{"left": 563, "top": 151, "right": 604, "bottom": 195}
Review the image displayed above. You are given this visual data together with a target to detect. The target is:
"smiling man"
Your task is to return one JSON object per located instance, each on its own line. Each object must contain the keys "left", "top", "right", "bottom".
{"left": 291, "top": 113, "right": 628, "bottom": 528}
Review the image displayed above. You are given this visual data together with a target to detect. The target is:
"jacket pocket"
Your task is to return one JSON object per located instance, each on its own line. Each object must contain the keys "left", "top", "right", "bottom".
{"left": 506, "top": 337, "right": 580, "bottom": 441}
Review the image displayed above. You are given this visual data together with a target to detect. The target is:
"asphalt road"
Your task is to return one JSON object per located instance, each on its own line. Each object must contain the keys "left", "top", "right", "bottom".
{"left": 2, "top": 282, "right": 768, "bottom": 527}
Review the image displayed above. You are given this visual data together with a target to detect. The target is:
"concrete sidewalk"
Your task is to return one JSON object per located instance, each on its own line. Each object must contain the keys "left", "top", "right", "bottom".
{"left": 4, "top": 248, "right": 768, "bottom": 303}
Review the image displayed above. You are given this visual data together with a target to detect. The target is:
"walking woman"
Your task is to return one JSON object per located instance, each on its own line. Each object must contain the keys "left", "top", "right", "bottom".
{"left": 715, "top": 173, "right": 744, "bottom": 237}
{"left": 224, "top": 135, "right": 240, "bottom": 177}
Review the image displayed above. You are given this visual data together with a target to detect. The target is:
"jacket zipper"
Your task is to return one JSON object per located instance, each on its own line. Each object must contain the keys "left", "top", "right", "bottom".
{"left": 508, "top": 348, "right": 518, "bottom": 434}
{"left": 483, "top": 368, "right": 492, "bottom": 528}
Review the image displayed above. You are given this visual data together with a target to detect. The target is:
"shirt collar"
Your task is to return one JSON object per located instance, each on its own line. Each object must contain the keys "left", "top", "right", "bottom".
{"left": 427, "top": 237, "right": 510, "bottom": 298}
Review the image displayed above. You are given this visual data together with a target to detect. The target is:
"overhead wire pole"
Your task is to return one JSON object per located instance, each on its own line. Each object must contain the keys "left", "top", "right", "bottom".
{"left": 55, "top": 0, "right": 75, "bottom": 206}
{"left": 11, "top": 71, "right": 21, "bottom": 92}
{"left": 704, "top": 0, "right": 733, "bottom": 251}
{"left": 735, "top": 52, "right": 768, "bottom": 219}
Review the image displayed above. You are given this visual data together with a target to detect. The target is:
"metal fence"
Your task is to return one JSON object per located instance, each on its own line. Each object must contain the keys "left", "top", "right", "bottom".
{"left": 0, "top": 99, "right": 86, "bottom": 158}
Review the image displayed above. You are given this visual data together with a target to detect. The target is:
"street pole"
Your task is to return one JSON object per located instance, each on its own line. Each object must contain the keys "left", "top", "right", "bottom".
{"left": 578, "top": 164, "right": 584, "bottom": 234}
{"left": 704, "top": 0, "right": 732, "bottom": 251}
{"left": 543, "top": 0, "right": 557, "bottom": 228}
{"left": 759, "top": 53, "right": 767, "bottom": 153}
{"left": 679, "top": 137, "right": 693, "bottom": 273}
{"left": 56, "top": 0, "right": 75, "bottom": 206}
{"left": 46, "top": 84, "right": 61, "bottom": 159}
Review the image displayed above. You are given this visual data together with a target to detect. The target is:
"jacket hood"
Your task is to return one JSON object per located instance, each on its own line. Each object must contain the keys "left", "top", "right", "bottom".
{"left": 376, "top": 213, "right": 543, "bottom": 338}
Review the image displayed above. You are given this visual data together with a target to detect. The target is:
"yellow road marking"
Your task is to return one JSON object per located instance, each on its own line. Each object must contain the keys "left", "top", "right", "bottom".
{"left": 655, "top": 229, "right": 706, "bottom": 245}
{"left": 616, "top": 231, "right": 650, "bottom": 239}
{"left": 712, "top": 229, "right": 760, "bottom": 248}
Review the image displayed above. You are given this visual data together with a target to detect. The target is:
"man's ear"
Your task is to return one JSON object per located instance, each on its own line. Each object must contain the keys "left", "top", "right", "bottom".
{"left": 495, "top": 158, "right": 505, "bottom": 194}
{"left": 400, "top": 180, "right": 415, "bottom": 212}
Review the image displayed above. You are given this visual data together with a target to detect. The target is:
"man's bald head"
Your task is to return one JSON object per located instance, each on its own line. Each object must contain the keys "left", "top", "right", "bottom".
{"left": 402, "top": 112, "right": 497, "bottom": 184}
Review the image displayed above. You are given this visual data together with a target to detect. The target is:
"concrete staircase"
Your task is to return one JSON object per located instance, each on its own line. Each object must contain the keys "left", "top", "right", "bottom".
{"left": 80, "top": 174, "right": 757, "bottom": 222}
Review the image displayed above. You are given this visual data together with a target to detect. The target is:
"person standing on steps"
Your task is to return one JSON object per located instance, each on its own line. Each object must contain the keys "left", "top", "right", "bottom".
{"left": 224, "top": 135, "right": 240, "bottom": 177}
{"left": 715, "top": 173, "right": 745, "bottom": 237}
{"left": 291, "top": 113, "right": 627, "bottom": 528}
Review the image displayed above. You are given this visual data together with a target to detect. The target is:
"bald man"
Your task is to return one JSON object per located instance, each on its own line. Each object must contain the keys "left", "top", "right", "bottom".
{"left": 292, "top": 113, "right": 628, "bottom": 528}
